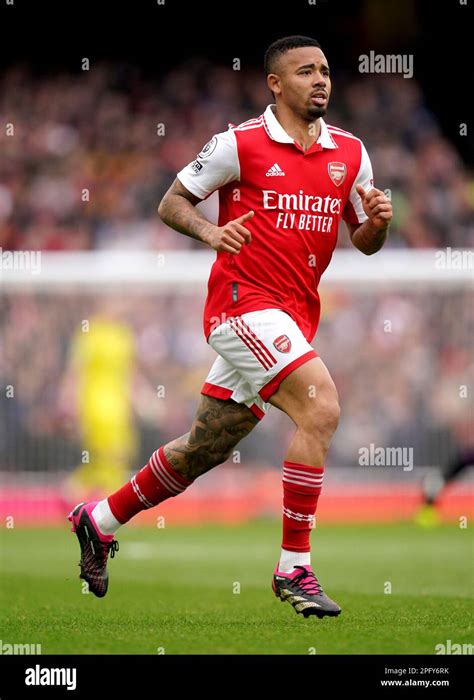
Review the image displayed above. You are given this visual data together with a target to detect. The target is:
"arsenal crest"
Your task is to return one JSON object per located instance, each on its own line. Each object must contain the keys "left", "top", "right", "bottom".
{"left": 328, "top": 162, "right": 347, "bottom": 187}
{"left": 273, "top": 335, "right": 292, "bottom": 353}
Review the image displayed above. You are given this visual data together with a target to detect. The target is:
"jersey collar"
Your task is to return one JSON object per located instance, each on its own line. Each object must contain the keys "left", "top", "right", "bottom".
{"left": 263, "top": 103, "right": 338, "bottom": 150}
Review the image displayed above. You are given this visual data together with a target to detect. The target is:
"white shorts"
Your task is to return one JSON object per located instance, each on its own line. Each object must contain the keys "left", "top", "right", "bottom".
{"left": 201, "top": 308, "right": 318, "bottom": 419}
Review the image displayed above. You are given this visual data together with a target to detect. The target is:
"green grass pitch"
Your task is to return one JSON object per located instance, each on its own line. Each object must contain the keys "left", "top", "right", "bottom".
{"left": 0, "top": 521, "right": 472, "bottom": 654}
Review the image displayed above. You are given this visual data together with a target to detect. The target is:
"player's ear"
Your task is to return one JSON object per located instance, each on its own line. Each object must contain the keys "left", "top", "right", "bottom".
{"left": 266, "top": 73, "right": 281, "bottom": 97}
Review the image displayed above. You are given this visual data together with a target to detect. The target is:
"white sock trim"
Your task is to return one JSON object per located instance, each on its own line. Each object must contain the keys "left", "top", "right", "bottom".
{"left": 278, "top": 548, "right": 311, "bottom": 573}
{"left": 92, "top": 499, "right": 122, "bottom": 535}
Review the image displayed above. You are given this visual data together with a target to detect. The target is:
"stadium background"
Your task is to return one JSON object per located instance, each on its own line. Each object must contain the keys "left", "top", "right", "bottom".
{"left": 0, "top": 0, "right": 472, "bottom": 657}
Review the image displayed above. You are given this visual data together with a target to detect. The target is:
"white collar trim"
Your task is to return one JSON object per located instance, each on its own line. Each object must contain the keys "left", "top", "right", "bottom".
{"left": 263, "top": 103, "right": 338, "bottom": 149}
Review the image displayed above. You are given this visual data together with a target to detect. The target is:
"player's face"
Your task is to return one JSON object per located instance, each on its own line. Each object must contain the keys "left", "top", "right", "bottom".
{"left": 271, "top": 47, "right": 331, "bottom": 119}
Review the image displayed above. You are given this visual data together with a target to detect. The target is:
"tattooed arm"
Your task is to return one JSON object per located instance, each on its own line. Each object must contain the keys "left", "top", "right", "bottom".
{"left": 158, "top": 178, "right": 253, "bottom": 255}
{"left": 157, "top": 178, "right": 216, "bottom": 244}
{"left": 163, "top": 395, "right": 259, "bottom": 482}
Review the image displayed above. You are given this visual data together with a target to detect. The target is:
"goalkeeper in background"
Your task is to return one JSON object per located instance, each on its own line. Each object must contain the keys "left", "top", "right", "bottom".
{"left": 60, "top": 297, "right": 138, "bottom": 499}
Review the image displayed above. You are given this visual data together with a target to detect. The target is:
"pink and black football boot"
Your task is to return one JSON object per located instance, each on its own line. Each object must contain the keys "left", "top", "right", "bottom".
{"left": 67, "top": 502, "right": 119, "bottom": 598}
{"left": 272, "top": 562, "right": 341, "bottom": 618}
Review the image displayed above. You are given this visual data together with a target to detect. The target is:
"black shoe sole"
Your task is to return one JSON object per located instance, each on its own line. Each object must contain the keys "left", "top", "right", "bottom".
{"left": 274, "top": 589, "right": 342, "bottom": 618}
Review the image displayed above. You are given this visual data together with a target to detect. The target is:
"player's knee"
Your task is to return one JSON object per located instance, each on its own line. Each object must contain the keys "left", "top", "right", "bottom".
{"left": 300, "top": 393, "right": 340, "bottom": 438}
{"left": 321, "top": 396, "right": 341, "bottom": 435}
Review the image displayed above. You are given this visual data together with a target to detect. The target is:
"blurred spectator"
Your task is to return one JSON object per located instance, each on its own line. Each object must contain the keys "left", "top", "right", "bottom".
{"left": 0, "top": 63, "right": 472, "bottom": 253}
{"left": 0, "top": 286, "right": 471, "bottom": 473}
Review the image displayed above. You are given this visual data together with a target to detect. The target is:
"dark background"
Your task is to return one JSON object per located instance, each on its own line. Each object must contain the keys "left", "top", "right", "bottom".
{"left": 1, "top": 0, "right": 472, "bottom": 163}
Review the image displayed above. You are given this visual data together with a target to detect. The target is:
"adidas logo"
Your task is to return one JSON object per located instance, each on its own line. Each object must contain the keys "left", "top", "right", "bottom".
{"left": 265, "top": 163, "right": 285, "bottom": 177}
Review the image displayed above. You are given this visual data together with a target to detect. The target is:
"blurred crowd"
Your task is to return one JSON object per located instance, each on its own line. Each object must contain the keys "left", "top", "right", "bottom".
{"left": 0, "top": 61, "right": 473, "bottom": 252}
{"left": 0, "top": 286, "right": 471, "bottom": 474}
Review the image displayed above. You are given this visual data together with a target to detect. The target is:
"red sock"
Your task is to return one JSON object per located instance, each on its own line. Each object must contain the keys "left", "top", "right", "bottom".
{"left": 108, "top": 446, "right": 193, "bottom": 524}
{"left": 282, "top": 460, "right": 324, "bottom": 553}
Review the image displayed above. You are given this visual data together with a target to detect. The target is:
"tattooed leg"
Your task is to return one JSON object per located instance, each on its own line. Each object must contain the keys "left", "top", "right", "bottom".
{"left": 163, "top": 395, "right": 260, "bottom": 482}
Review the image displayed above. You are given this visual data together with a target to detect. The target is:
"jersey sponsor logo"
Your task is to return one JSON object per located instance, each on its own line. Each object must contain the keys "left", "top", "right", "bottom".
{"left": 197, "top": 136, "right": 218, "bottom": 159}
{"left": 265, "top": 163, "right": 285, "bottom": 177}
{"left": 263, "top": 190, "right": 342, "bottom": 214}
{"left": 273, "top": 334, "right": 292, "bottom": 353}
{"left": 191, "top": 160, "right": 203, "bottom": 173}
{"left": 327, "top": 162, "right": 347, "bottom": 186}
{"left": 262, "top": 190, "right": 342, "bottom": 234}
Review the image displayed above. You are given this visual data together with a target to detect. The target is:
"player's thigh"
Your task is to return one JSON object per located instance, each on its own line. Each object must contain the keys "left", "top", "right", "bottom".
{"left": 188, "top": 393, "right": 259, "bottom": 458}
{"left": 268, "top": 356, "right": 340, "bottom": 430}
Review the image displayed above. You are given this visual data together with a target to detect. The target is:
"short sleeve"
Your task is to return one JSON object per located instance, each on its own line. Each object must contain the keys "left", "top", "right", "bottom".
{"left": 176, "top": 128, "right": 240, "bottom": 200}
{"left": 343, "top": 140, "right": 374, "bottom": 225}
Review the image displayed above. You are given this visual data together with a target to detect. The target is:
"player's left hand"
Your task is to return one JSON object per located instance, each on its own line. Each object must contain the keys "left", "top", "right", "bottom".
{"left": 356, "top": 185, "right": 392, "bottom": 231}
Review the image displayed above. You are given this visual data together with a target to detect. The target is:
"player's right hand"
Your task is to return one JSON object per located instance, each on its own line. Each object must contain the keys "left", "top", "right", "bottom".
{"left": 205, "top": 211, "right": 254, "bottom": 254}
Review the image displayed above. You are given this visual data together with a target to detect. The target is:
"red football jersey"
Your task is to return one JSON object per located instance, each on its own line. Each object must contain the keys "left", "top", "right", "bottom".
{"left": 177, "top": 104, "right": 374, "bottom": 343}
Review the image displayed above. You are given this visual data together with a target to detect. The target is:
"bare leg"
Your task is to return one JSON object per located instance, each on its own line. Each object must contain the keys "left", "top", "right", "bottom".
{"left": 269, "top": 357, "right": 340, "bottom": 466}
